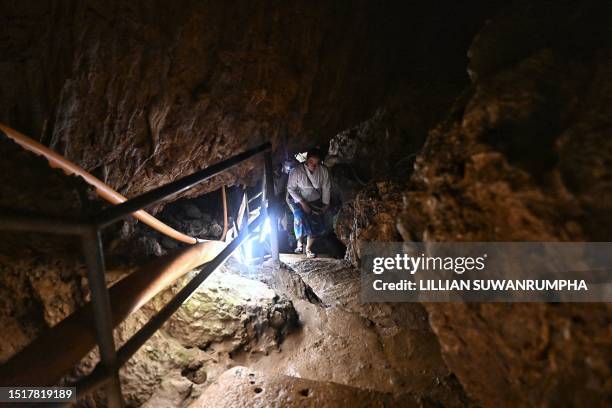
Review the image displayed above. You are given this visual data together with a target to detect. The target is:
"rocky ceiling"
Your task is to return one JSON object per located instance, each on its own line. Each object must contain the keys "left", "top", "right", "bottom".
{"left": 2, "top": 1, "right": 612, "bottom": 406}
{"left": 1, "top": 0, "right": 503, "bottom": 201}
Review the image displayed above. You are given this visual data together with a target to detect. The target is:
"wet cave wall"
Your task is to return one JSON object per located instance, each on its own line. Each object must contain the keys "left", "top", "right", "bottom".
{"left": 1, "top": 0, "right": 611, "bottom": 407}
{"left": 335, "top": 1, "right": 612, "bottom": 406}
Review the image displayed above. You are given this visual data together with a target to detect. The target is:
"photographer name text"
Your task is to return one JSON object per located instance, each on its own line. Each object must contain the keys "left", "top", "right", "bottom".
{"left": 372, "top": 279, "right": 588, "bottom": 291}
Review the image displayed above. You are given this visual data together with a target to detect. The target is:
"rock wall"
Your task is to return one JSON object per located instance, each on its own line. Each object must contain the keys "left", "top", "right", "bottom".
{"left": 399, "top": 3, "right": 612, "bottom": 406}
{"left": 68, "top": 269, "right": 299, "bottom": 407}
{"left": 1, "top": 0, "right": 503, "bottom": 202}
{"left": 333, "top": 2, "right": 612, "bottom": 406}
{"left": 0, "top": 0, "right": 496, "bottom": 366}
{"left": 335, "top": 181, "right": 404, "bottom": 266}
{"left": 0, "top": 0, "right": 503, "bottom": 379}
{"left": 7, "top": 1, "right": 610, "bottom": 407}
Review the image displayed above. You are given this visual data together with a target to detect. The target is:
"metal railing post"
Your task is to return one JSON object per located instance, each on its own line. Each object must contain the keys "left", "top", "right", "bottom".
{"left": 96, "top": 143, "right": 271, "bottom": 228}
{"left": 263, "top": 151, "right": 280, "bottom": 264}
{"left": 1, "top": 139, "right": 274, "bottom": 401}
{"left": 74, "top": 215, "right": 264, "bottom": 397}
{"left": 243, "top": 191, "right": 250, "bottom": 235}
{"left": 81, "top": 227, "right": 124, "bottom": 408}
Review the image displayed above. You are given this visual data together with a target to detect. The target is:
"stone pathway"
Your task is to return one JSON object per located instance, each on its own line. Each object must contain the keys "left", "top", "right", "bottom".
{"left": 187, "top": 255, "right": 470, "bottom": 407}
{"left": 104, "top": 254, "right": 470, "bottom": 407}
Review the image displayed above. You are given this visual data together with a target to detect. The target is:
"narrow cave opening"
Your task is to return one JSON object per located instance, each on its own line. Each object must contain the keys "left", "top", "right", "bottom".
{"left": 1, "top": 1, "right": 611, "bottom": 407}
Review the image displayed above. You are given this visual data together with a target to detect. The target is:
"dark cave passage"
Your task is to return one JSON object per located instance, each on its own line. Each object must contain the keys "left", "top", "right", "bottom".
{"left": 1, "top": 1, "right": 611, "bottom": 407}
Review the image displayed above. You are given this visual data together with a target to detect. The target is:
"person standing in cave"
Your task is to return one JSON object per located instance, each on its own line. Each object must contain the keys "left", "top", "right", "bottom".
{"left": 286, "top": 148, "right": 331, "bottom": 258}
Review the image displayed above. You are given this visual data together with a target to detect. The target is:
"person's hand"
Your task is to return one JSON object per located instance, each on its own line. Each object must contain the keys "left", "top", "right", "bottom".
{"left": 300, "top": 201, "right": 311, "bottom": 214}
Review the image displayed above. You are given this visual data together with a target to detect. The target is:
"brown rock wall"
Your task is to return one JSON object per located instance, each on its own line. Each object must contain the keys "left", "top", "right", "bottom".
{"left": 394, "top": 6, "right": 612, "bottom": 406}
{"left": 1, "top": 0, "right": 502, "bottom": 202}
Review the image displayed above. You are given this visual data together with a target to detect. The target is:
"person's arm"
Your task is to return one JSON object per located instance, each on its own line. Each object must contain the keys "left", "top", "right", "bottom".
{"left": 287, "top": 169, "right": 311, "bottom": 213}
{"left": 321, "top": 166, "right": 331, "bottom": 210}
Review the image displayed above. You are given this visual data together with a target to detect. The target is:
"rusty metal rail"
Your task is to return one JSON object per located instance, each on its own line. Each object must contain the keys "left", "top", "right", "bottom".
{"left": 0, "top": 128, "right": 279, "bottom": 407}
{"left": 0, "top": 239, "right": 227, "bottom": 388}
{"left": 0, "top": 123, "right": 198, "bottom": 244}
{"left": 74, "top": 215, "right": 262, "bottom": 398}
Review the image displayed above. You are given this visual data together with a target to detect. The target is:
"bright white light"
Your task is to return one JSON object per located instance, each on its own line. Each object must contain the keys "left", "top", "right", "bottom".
{"left": 233, "top": 234, "right": 251, "bottom": 265}
{"left": 259, "top": 217, "right": 272, "bottom": 242}
{"left": 233, "top": 217, "right": 272, "bottom": 265}
{"left": 295, "top": 152, "right": 307, "bottom": 163}
{"left": 246, "top": 238, "right": 253, "bottom": 262}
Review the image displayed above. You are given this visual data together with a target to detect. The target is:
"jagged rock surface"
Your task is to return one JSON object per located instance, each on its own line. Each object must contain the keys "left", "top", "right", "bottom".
{"left": 392, "top": 5, "right": 612, "bottom": 406}
{"left": 329, "top": 3, "right": 612, "bottom": 406}
{"left": 72, "top": 269, "right": 299, "bottom": 407}
{"left": 335, "top": 181, "right": 404, "bottom": 266}
{"left": 148, "top": 272, "right": 298, "bottom": 355}
{"left": 0, "top": 1, "right": 501, "bottom": 202}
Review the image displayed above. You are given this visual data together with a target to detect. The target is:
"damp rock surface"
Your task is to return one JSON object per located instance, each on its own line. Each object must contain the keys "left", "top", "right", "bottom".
{"left": 190, "top": 366, "right": 408, "bottom": 408}
{"left": 247, "top": 256, "right": 471, "bottom": 407}
{"left": 392, "top": 5, "right": 612, "bottom": 406}
{"left": 72, "top": 268, "right": 300, "bottom": 407}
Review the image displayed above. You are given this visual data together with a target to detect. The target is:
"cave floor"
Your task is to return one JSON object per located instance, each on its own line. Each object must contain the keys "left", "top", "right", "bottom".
{"left": 188, "top": 256, "right": 469, "bottom": 407}
{"left": 108, "top": 255, "right": 469, "bottom": 407}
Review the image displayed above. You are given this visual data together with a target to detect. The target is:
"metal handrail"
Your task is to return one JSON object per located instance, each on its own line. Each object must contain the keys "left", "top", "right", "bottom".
{"left": 0, "top": 124, "right": 198, "bottom": 244}
{"left": 0, "top": 239, "right": 227, "bottom": 387}
{"left": 0, "top": 138, "right": 278, "bottom": 407}
{"left": 96, "top": 143, "right": 271, "bottom": 228}
{"left": 74, "top": 214, "right": 264, "bottom": 398}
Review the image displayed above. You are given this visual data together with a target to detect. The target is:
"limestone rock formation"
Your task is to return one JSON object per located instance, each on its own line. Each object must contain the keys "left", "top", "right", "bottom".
{"left": 1, "top": 0, "right": 502, "bottom": 391}
{"left": 329, "top": 2, "right": 612, "bottom": 406}
{"left": 3, "top": 1, "right": 610, "bottom": 407}
{"left": 1, "top": 1, "right": 501, "bottom": 202}
{"left": 335, "top": 181, "right": 404, "bottom": 266}
{"left": 148, "top": 272, "right": 298, "bottom": 355}
{"left": 393, "top": 4, "right": 612, "bottom": 406}
{"left": 72, "top": 269, "right": 300, "bottom": 407}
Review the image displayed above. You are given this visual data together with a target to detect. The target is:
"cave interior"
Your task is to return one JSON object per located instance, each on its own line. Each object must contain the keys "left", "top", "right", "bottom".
{"left": 0, "top": 0, "right": 611, "bottom": 407}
